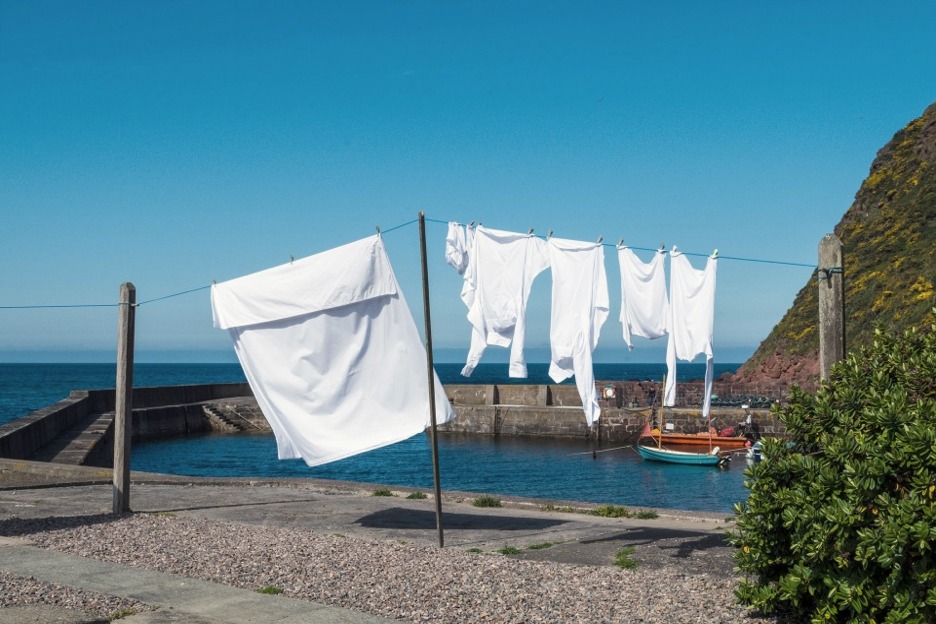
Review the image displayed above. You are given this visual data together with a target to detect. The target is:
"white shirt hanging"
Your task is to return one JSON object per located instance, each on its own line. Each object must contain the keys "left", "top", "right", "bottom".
{"left": 211, "top": 235, "right": 454, "bottom": 467}
{"left": 663, "top": 247, "right": 717, "bottom": 418}
{"left": 547, "top": 237, "right": 609, "bottom": 427}
{"left": 459, "top": 225, "right": 549, "bottom": 378}
{"left": 617, "top": 245, "right": 669, "bottom": 349}
{"left": 444, "top": 222, "right": 469, "bottom": 275}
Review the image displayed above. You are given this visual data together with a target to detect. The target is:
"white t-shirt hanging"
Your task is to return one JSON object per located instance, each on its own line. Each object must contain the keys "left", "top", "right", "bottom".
{"left": 617, "top": 245, "right": 669, "bottom": 349}
{"left": 663, "top": 247, "right": 717, "bottom": 417}
{"left": 211, "top": 235, "right": 454, "bottom": 467}
{"left": 547, "top": 237, "right": 609, "bottom": 427}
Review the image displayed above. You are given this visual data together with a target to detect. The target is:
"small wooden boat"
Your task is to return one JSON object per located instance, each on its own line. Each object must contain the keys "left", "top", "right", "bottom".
{"left": 637, "top": 443, "right": 724, "bottom": 466}
{"left": 635, "top": 374, "right": 731, "bottom": 466}
{"left": 644, "top": 430, "right": 750, "bottom": 449}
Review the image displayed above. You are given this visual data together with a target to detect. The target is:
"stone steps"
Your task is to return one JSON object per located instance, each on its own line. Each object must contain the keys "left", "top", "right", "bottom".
{"left": 202, "top": 404, "right": 244, "bottom": 433}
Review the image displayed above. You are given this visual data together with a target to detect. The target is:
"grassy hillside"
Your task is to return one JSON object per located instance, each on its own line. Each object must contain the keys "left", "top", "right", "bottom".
{"left": 735, "top": 102, "right": 936, "bottom": 387}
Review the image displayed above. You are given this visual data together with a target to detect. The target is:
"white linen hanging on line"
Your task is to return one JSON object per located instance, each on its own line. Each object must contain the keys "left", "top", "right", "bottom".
{"left": 617, "top": 245, "right": 669, "bottom": 349}
{"left": 458, "top": 225, "right": 549, "bottom": 378}
{"left": 444, "top": 222, "right": 469, "bottom": 275}
{"left": 547, "top": 237, "right": 609, "bottom": 427}
{"left": 211, "top": 234, "right": 454, "bottom": 468}
{"left": 663, "top": 247, "right": 717, "bottom": 418}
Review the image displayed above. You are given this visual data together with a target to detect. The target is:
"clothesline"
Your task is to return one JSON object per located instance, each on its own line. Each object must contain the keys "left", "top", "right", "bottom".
{"left": 422, "top": 216, "right": 817, "bottom": 268}
{"left": 0, "top": 213, "right": 816, "bottom": 310}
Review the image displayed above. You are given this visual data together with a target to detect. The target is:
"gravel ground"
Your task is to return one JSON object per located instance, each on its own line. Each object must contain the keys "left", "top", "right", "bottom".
{"left": 0, "top": 513, "right": 775, "bottom": 624}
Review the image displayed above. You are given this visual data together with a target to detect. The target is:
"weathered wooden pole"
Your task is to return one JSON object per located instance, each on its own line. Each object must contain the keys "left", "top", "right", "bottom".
{"left": 818, "top": 234, "right": 845, "bottom": 382}
{"left": 418, "top": 212, "right": 445, "bottom": 548}
{"left": 113, "top": 282, "right": 136, "bottom": 514}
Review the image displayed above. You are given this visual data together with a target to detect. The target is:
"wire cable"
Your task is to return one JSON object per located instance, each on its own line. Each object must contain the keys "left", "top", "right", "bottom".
{"left": 0, "top": 214, "right": 816, "bottom": 310}
{"left": 427, "top": 216, "right": 817, "bottom": 269}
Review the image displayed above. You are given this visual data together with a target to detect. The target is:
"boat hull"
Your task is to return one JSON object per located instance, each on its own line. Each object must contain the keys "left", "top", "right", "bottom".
{"left": 649, "top": 432, "right": 749, "bottom": 449}
{"left": 636, "top": 444, "right": 723, "bottom": 465}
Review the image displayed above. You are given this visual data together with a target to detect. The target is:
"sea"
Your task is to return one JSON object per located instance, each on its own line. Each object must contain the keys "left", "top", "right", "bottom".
{"left": 0, "top": 362, "right": 751, "bottom": 514}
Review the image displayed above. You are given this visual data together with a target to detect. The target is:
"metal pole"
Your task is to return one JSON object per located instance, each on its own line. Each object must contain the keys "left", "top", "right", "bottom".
{"left": 818, "top": 234, "right": 845, "bottom": 381}
{"left": 418, "top": 212, "right": 445, "bottom": 548}
{"left": 113, "top": 282, "right": 136, "bottom": 514}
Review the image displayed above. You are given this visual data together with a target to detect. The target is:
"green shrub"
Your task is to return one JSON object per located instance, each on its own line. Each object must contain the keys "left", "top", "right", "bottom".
{"left": 472, "top": 495, "right": 502, "bottom": 508}
{"left": 372, "top": 489, "right": 394, "bottom": 497}
{"left": 731, "top": 314, "right": 936, "bottom": 623}
{"left": 406, "top": 491, "right": 428, "bottom": 499}
{"left": 590, "top": 504, "right": 631, "bottom": 518}
{"left": 635, "top": 510, "right": 658, "bottom": 519}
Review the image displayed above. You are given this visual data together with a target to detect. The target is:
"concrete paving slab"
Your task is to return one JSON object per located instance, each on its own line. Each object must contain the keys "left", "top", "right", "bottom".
{"left": 0, "top": 605, "right": 106, "bottom": 624}
{"left": 0, "top": 544, "right": 397, "bottom": 624}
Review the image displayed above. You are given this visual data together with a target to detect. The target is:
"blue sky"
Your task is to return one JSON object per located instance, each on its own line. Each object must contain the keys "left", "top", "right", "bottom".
{"left": 1, "top": 1, "right": 934, "bottom": 364}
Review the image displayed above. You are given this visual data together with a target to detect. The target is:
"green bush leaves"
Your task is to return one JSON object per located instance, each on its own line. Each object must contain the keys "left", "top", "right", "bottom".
{"left": 730, "top": 312, "right": 936, "bottom": 623}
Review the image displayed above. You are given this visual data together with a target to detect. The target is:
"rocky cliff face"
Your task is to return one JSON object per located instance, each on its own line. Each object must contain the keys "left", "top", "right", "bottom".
{"left": 730, "top": 102, "right": 936, "bottom": 390}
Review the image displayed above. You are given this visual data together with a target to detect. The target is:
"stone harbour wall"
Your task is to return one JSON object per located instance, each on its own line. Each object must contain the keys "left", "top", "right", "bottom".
{"left": 1, "top": 381, "right": 789, "bottom": 467}
{"left": 440, "top": 382, "right": 787, "bottom": 442}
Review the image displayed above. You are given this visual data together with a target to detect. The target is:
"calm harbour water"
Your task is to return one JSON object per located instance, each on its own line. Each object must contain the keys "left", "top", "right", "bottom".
{"left": 0, "top": 362, "right": 750, "bottom": 513}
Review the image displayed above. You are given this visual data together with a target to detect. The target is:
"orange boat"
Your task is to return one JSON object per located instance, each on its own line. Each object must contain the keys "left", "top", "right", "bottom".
{"left": 643, "top": 429, "right": 750, "bottom": 449}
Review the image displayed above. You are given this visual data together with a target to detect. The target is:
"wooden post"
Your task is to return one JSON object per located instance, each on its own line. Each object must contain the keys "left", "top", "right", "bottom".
{"left": 113, "top": 282, "right": 136, "bottom": 514}
{"left": 418, "top": 212, "right": 445, "bottom": 548}
{"left": 818, "top": 234, "right": 845, "bottom": 381}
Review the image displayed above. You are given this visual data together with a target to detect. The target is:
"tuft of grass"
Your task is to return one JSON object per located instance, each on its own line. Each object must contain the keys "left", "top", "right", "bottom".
{"left": 406, "top": 491, "right": 428, "bottom": 500}
{"left": 466, "top": 547, "right": 483, "bottom": 553}
{"left": 591, "top": 504, "right": 631, "bottom": 518}
{"left": 497, "top": 546, "right": 521, "bottom": 555}
{"left": 372, "top": 489, "right": 395, "bottom": 497}
{"left": 527, "top": 542, "right": 554, "bottom": 551}
{"left": 635, "top": 510, "right": 659, "bottom": 520}
{"left": 472, "top": 495, "right": 502, "bottom": 508}
{"left": 257, "top": 586, "right": 284, "bottom": 595}
{"left": 109, "top": 608, "right": 138, "bottom": 620}
{"left": 614, "top": 547, "right": 639, "bottom": 569}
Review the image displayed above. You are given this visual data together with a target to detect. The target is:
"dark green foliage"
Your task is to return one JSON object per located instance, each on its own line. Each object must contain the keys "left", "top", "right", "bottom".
{"left": 731, "top": 314, "right": 936, "bottom": 623}
{"left": 472, "top": 495, "right": 502, "bottom": 507}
